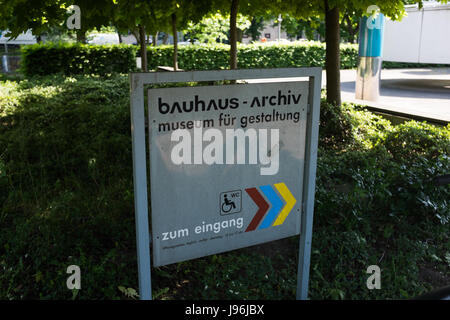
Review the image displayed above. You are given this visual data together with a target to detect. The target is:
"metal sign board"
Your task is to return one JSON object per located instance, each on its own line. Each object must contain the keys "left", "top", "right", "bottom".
{"left": 129, "top": 68, "right": 321, "bottom": 300}
{"left": 148, "top": 82, "right": 309, "bottom": 267}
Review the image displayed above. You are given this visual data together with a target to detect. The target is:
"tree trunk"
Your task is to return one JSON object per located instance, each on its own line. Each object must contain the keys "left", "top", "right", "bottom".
{"left": 139, "top": 25, "right": 148, "bottom": 72}
{"left": 153, "top": 32, "right": 159, "bottom": 46}
{"left": 163, "top": 33, "right": 169, "bottom": 45}
{"left": 229, "top": 0, "right": 239, "bottom": 70}
{"left": 344, "top": 14, "right": 358, "bottom": 44}
{"left": 172, "top": 13, "right": 178, "bottom": 71}
{"left": 76, "top": 29, "right": 86, "bottom": 43}
{"left": 324, "top": 1, "right": 341, "bottom": 106}
{"left": 237, "top": 28, "right": 243, "bottom": 43}
{"left": 131, "top": 29, "right": 139, "bottom": 44}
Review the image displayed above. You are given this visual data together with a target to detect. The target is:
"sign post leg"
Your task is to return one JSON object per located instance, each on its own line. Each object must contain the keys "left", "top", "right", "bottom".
{"left": 296, "top": 72, "right": 321, "bottom": 300}
{"left": 130, "top": 75, "right": 152, "bottom": 300}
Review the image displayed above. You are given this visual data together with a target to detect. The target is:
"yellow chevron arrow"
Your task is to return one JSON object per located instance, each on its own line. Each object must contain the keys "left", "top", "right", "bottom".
{"left": 272, "top": 183, "right": 297, "bottom": 226}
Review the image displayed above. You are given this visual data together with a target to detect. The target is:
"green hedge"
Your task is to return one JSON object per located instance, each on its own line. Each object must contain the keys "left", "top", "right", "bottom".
{"left": 20, "top": 41, "right": 448, "bottom": 77}
{"left": 146, "top": 41, "right": 359, "bottom": 70}
{"left": 20, "top": 43, "right": 137, "bottom": 76}
{"left": 21, "top": 41, "right": 359, "bottom": 76}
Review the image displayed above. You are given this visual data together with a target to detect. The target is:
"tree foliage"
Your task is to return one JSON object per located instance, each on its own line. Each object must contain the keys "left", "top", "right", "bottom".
{"left": 0, "top": 0, "right": 68, "bottom": 38}
{"left": 184, "top": 12, "right": 251, "bottom": 44}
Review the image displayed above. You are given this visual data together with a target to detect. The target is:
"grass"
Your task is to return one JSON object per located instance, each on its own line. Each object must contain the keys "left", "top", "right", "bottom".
{"left": 0, "top": 74, "right": 448, "bottom": 300}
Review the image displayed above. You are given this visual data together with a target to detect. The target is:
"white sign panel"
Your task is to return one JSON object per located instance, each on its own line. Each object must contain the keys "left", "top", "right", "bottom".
{"left": 148, "top": 82, "right": 309, "bottom": 266}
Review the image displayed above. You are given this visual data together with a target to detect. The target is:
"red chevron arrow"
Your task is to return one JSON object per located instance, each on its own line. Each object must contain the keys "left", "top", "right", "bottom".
{"left": 245, "top": 187, "right": 270, "bottom": 232}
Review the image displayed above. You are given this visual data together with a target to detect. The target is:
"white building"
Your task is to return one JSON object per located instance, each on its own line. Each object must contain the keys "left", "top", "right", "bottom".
{"left": 0, "top": 30, "right": 37, "bottom": 46}
{"left": 242, "top": 19, "right": 289, "bottom": 44}
{"left": 383, "top": 1, "right": 450, "bottom": 64}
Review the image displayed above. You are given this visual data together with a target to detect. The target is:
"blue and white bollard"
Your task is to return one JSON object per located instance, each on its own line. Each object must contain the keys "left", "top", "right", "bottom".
{"left": 356, "top": 10, "right": 385, "bottom": 101}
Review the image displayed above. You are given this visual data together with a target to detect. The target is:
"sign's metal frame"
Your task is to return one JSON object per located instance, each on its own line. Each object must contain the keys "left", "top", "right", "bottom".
{"left": 130, "top": 67, "right": 322, "bottom": 300}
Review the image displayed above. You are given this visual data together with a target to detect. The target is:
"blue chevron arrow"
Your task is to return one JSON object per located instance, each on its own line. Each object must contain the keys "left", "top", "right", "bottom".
{"left": 258, "top": 185, "right": 284, "bottom": 229}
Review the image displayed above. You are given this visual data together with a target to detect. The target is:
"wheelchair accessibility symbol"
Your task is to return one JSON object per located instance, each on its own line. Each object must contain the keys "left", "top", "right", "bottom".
{"left": 220, "top": 190, "right": 242, "bottom": 215}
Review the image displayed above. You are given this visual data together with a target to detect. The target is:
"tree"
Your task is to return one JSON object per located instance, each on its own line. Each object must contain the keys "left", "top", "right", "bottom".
{"left": 0, "top": 0, "right": 68, "bottom": 39}
{"left": 0, "top": 0, "right": 116, "bottom": 43}
{"left": 244, "top": 16, "right": 265, "bottom": 41}
{"left": 167, "top": 0, "right": 213, "bottom": 71}
{"left": 341, "top": 12, "right": 359, "bottom": 43}
{"left": 324, "top": 1, "right": 341, "bottom": 106}
{"left": 213, "top": 0, "right": 279, "bottom": 69}
{"left": 0, "top": 0, "right": 211, "bottom": 72}
{"left": 229, "top": 0, "right": 239, "bottom": 69}
{"left": 69, "top": 0, "right": 114, "bottom": 43}
{"left": 112, "top": 0, "right": 172, "bottom": 72}
{"left": 0, "top": 0, "right": 169, "bottom": 71}
{"left": 185, "top": 12, "right": 250, "bottom": 44}
{"left": 171, "top": 13, "right": 179, "bottom": 70}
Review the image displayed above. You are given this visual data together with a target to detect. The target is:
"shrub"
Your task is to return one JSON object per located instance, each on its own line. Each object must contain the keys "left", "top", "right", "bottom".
{"left": 21, "top": 41, "right": 359, "bottom": 76}
{"left": 146, "top": 41, "right": 358, "bottom": 71}
{"left": 319, "top": 100, "right": 355, "bottom": 150}
{"left": 383, "top": 121, "right": 450, "bottom": 162}
{"left": 312, "top": 120, "right": 450, "bottom": 299}
{"left": 0, "top": 74, "right": 135, "bottom": 299}
{"left": 20, "top": 41, "right": 450, "bottom": 78}
{"left": 20, "top": 43, "right": 137, "bottom": 77}
{"left": 0, "top": 74, "right": 448, "bottom": 299}
{"left": 383, "top": 61, "right": 450, "bottom": 69}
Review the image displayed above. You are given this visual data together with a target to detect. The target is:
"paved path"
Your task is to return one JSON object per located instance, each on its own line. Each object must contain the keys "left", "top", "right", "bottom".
{"left": 338, "top": 68, "right": 450, "bottom": 124}
{"left": 245, "top": 68, "right": 450, "bottom": 123}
